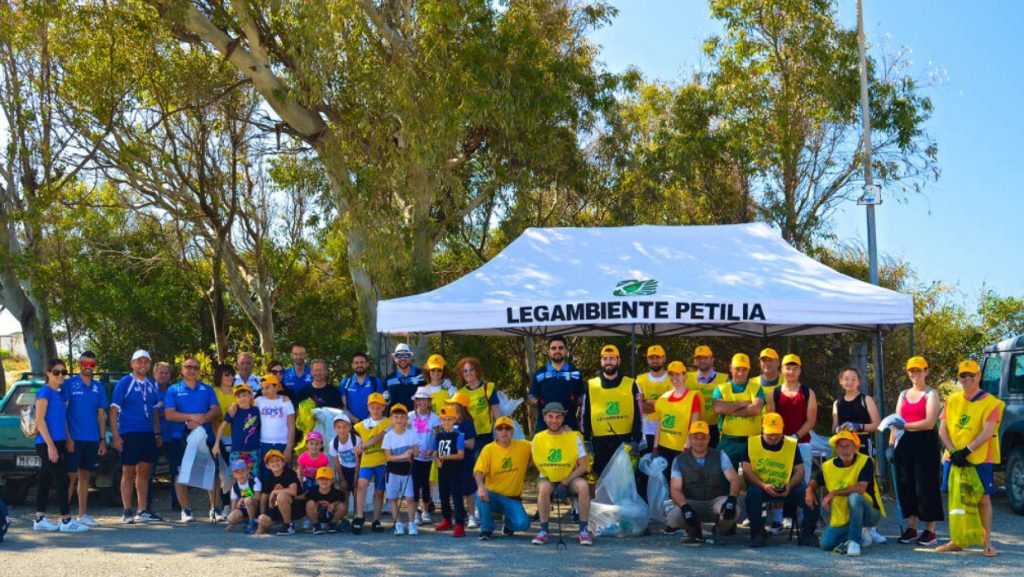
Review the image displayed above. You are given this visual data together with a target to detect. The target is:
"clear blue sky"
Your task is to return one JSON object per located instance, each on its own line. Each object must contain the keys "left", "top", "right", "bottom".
{"left": 590, "top": 0, "right": 1023, "bottom": 306}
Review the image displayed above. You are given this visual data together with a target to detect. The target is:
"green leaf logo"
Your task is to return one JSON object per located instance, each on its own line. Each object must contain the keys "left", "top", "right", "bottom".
{"left": 502, "top": 456, "right": 513, "bottom": 470}
{"left": 662, "top": 414, "right": 676, "bottom": 429}
{"left": 958, "top": 414, "right": 971, "bottom": 427}
{"left": 606, "top": 401, "right": 620, "bottom": 416}
{"left": 547, "top": 448, "right": 562, "bottom": 463}
{"left": 613, "top": 279, "right": 658, "bottom": 297}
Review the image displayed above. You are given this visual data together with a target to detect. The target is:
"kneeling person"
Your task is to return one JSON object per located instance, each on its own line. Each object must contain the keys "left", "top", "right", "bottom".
{"left": 667, "top": 421, "right": 742, "bottom": 542}
{"left": 474, "top": 417, "right": 532, "bottom": 540}
{"left": 806, "top": 430, "right": 885, "bottom": 556}
{"left": 226, "top": 459, "right": 262, "bottom": 533}
{"left": 532, "top": 403, "right": 593, "bottom": 546}
{"left": 305, "top": 467, "right": 346, "bottom": 534}
{"left": 257, "top": 449, "right": 305, "bottom": 535}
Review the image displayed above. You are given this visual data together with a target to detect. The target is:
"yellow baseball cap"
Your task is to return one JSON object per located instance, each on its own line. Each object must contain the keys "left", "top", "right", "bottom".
{"left": 829, "top": 430, "right": 861, "bottom": 450}
{"left": 390, "top": 403, "right": 409, "bottom": 415}
{"left": 688, "top": 420, "right": 710, "bottom": 435}
{"left": 600, "top": 344, "right": 620, "bottom": 358}
{"left": 762, "top": 412, "right": 785, "bottom": 435}
{"left": 426, "top": 354, "right": 446, "bottom": 370}
{"left": 694, "top": 345, "right": 713, "bottom": 358}
{"left": 958, "top": 359, "right": 980, "bottom": 375}
{"left": 731, "top": 353, "right": 751, "bottom": 369}
{"left": 439, "top": 406, "right": 458, "bottom": 419}
{"left": 263, "top": 449, "right": 285, "bottom": 464}
{"left": 782, "top": 354, "right": 801, "bottom": 366}
{"left": 367, "top": 392, "right": 386, "bottom": 406}
{"left": 232, "top": 384, "right": 253, "bottom": 395}
{"left": 447, "top": 392, "right": 471, "bottom": 408}
{"left": 495, "top": 416, "right": 515, "bottom": 429}
{"left": 646, "top": 345, "right": 666, "bottom": 357}
{"left": 905, "top": 356, "right": 928, "bottom": 370}
{"left": 260, "top": 373, "right": 281, "bottom": 387}
{"left": 667, "top": 361, "right": 686, "bottom": 374}
{"left": 316, "top": 466, "right": 334, "bottom": 480}
{"left": 759, "top": 348, "right": 779, "bottom": 360}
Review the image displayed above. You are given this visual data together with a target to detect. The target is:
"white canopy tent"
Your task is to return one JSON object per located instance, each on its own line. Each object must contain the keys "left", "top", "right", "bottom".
{"left": 376, "top": 223, "right": 913, "bottom": 337}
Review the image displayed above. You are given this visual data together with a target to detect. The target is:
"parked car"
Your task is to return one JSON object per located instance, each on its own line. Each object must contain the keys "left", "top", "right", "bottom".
{"left": 0, "top": 372, "right": 127, "bottom": 506}
{"left": 979, "top": 335, "right": 1024, "bottom": 514}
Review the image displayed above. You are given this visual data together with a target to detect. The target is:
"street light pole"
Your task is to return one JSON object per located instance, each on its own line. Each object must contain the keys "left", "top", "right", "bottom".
{"left": 857, "top": 0, "right": 888, "bottom": 471}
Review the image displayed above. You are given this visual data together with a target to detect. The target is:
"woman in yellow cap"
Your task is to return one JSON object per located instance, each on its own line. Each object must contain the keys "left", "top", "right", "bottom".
{"left": 892, "top": 356, "right": 943, "bottom": 546}
{"left": 423, "top": 354, "right": 455, "bottom": 414}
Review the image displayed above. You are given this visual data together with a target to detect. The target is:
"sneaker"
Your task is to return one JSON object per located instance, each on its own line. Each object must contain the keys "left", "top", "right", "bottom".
{"left": 436, "top": 518, "right": 454, "bottom": 531}
{"left": 453, "top": 523, "right": 466, "bottom": 538}
{"left": 502, "top": 524, "right": 514, "bottom": 536}
{"left": 371, "top": 520, "right": 384, "bottom": 533}
{"left": 244, "top": 520, "right": 257, "bottom": 534}
{"left": 312, "top": 523, "right": 327, "bottom": 535}
{"left": 833, "top": 540, "right": 850, "bottom": 555}
{"left": 420, "top": 510, "right": 432, "bottom": 524}
{"left": 579, "top": 530, "right": 594, "bottom": 546}
{"left": 478, "top": 530, "right": 493, "bottom": 541}
{"left": 681, "top": 527, "right": 703, "bottom": 544}
{"left": 337, "top": 519, "right": 352, "bottom": 533}
{"left": 122, "top": 509, "right": 135, "bottom": 524}
{"left": 394, "top": 521, "right": 406, "bottom": 536}
{"left": 414, "top": 511, "right": 422, "bottom": 524}
{"left": 134, "top": 510, "right": 163, "bottom": 523}
{"left": 301, "top": 518, "right": 314, "bottom": 531}
{"left": 861, "top": 528, "right": 874, "bottom": 548}
{"left": 326, "top": 522, "right": 339, "bottom": 534}
{"left": 352, "top": 517, "right": 364, "bottom": 535}
{"left": 870, "top": 527, "right": 887, "bottom": 544}
{"left": 916, "top": 530, "right": 938, "bottom": 546}
{"left": 59, "top": 518, "right": 90, "bottom": 533}
{"left": 408, "top": 522, "right": 419, "bottom": 536}
{"left": 846, "top": 541, "right": 862, "bottom": 557}
{"left": 532, "top": 530, "right": 550, "bottom": 545}
{"left": 77, "top": 514, "right": 99, "bottom": 527}
{"left": 181, "top": 508, "right": 194, "bottom": 523}
{"left": 467, "top": 514, "right": 479, "bottom": 529}
{"left": 276, "top": 523, "right": 296, "bottom": 536}
{"left": 898, "top": 527, "right": 918, "bottom": 544}
{"left": 768, "top": 521, "right": 783, "bottom": 535}
{"left": 781, "top": 516, "right": 793, "bottom": 530}
{"left": 33, "top": 518, "right": 59, "bottom": 532}
{"left": 210, "top": 508, "right": 226, "bottom": 522}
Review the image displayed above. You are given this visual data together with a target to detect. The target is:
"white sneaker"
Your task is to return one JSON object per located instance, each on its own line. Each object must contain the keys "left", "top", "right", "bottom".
{"left": 181, "top": 509, "right": 194, "bottom": 523}
{"left": 77, "top": 514, "right": 99, "bottom": 527}
{"left": 420, "top": 510, "right": 432, "bottom": 524}
{"left": 414, "top": 511, "right": 422, "bottom": 524}
{"left": 870, "top": 527, "right": 887, "bottom": 544}
{"left": 394, "top": 521, "right": 406, "bottom": 536}
{"left": 408, "top": 522, "right": 419, "bottom": 535}
{"left": 846, "top": 541, "right": 861, "bottom": 557}
{"left": 209, "top": 508, "right": 226, "bottom": 522}
{"left": 467, "top": 514, "right": 479, "bottom": 529}
{"left": 33, "top": 518, "right": 59, "bottom": 532}
{"left": 861, "top": 528, "right": 874, "bottom": 548}
{"left": 58, "top": 518, "right": 90, "bottom": 533}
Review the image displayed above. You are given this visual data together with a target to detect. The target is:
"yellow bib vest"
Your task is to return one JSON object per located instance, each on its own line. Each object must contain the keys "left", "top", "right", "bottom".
{"left": 750, "top": 375, "right": 780, "bottom": 414}
{"left": 354, "top": 418, "right": 391, "bottom": 469}
{"left": 459, "top": 382, "right": 496, "bottom": 436}
{"left": 587, "top": 377, "right": 636, "bottom": 437}
{"left": 945, "top": 391, "right": 1005, "bottom": 465}
{"left": 687, "top": 372, "right": 728, "bottom": 424}
{"left": 821, "top": 453, "right": 887, "bottom": 527}
{"left": 718, "top": 381, "right": 764, "bottom": 437}
{"left": 747, "top": 435, "right": 797, "bottom": 489}
{"left": 637, "top": 372, "right": 672, "bottom": 426}
{"left": 654, "top": 390, "right": 699, "bottom": 451}
{"left": 532, "top": 429, "right": 581, "bottom": 483}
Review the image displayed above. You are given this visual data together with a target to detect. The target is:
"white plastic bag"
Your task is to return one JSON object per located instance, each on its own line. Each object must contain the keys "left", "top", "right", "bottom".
{"left": 312, "top": 407, "right": 347, "bottom": 450}
{"left": 638, "top": 454, "right": 669, "bottom": 523}
{"left": 177, "top": 427, "right": 216, "bottom": 491}
{"left": 495, "top": 391, "right": 527, "bottom": 440}
{"left": 590, "top": 444, "right": 649, "bottom": 536}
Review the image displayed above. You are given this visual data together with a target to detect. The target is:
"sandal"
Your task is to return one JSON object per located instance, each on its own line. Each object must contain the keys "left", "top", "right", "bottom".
{"left": 983, "top": 546, "right": 998, "bottom": 557}
{"left": 936, "top": 542, "right": 963, "bottom": 553}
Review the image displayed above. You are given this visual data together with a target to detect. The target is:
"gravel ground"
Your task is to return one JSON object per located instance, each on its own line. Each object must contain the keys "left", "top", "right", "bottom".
{"left": 2, "top": 482, "right": 1021, "bottom": 577}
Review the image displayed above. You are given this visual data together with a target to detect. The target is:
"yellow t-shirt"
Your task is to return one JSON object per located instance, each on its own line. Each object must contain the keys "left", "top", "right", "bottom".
{"left": 473, "top": 439, "right": 532, "bottom": 497}
{"left": 214, "top": 387, "right": 235, "bottom": 441}
{"left": 354, "top": 417, "right": 391, "bottom": 469}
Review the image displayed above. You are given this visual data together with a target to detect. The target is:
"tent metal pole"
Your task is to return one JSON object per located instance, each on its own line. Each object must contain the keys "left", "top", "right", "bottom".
{"left": 874, "top": 328, "right": 887, "bottom": 471}
{"left": 630, "top": 324, "right": 637, "bottom": 376}
{"left": 525, "top": 335, "right": 536, "bottom": 437}
{"left": 908, "top": 324, "right": 915, "bottom": 356}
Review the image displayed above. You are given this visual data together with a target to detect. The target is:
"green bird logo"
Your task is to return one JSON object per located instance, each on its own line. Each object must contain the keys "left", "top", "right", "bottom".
{"left": 502, "top": 456, "right": 513, "bottom": 470}
{"left": 958, "top": 414, "right": 971, "bottom": 428}
{"left": 613, "top": 279, "right": 658, "bottom": 297}
{"left": 662, "top": 414, "right": 676, "bottom": 429}
{"left": 606, "top": 401, "right": 620, "bottom": 416}
{"left": 547, "top": 448, "right": 562, "bottom": 463}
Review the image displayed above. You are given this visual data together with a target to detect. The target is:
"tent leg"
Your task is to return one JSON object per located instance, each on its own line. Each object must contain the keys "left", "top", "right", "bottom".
{"left": 872, "top": 329, "right": 887, "bottom": 470}
{"left": 630, "top": 324, "right": 637, "bottom": 377}
{"left": 525, "top": 335, "right": 536, "bottom": 438}
{"left": 908, "top": 324, "right": 915, "bottom": 356}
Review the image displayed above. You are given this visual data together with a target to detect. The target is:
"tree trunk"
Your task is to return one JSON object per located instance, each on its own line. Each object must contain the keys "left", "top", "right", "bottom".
{"left": 206, "top": 253, "right": 229, "bottom": 363}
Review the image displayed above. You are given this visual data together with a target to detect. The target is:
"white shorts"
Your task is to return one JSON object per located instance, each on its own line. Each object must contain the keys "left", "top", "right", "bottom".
{"left": 385, "top": 473, "right": 414, "bottom": 500}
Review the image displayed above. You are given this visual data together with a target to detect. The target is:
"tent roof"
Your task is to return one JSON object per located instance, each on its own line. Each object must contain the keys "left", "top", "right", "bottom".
{"left": 377, "top": 223, "right": 914, "bottom": 337}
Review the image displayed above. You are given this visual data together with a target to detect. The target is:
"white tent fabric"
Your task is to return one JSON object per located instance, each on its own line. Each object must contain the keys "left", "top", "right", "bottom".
{"left": 377, "top": 223, "right": 913, "bottom": 337}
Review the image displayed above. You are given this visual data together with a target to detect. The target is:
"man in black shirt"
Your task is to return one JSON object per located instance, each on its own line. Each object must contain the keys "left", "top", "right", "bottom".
{"left": 256, "top": 450, "right": 305, "bottom": 535}
{"left": 297, "top": 359, "right": 343, "bottom": 409}
{"left": 580, "top": 345, "right": 642, "bottom": 477}
{"left": 529, "top": 336, "right": 584, "bottom": 433}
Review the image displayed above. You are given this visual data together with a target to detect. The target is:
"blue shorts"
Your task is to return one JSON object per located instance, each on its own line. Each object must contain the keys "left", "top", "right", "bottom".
{"left": 121, "top": 432, "right": 158, "bottom": 466}
{"left": 942, "top": 460, "right": 996, "bottom": 496}
{"left": 358, "top": 464, "right": 387, "bottom": 491}
{"left": 67, "top": 441, "right": 100, "bottom": 473}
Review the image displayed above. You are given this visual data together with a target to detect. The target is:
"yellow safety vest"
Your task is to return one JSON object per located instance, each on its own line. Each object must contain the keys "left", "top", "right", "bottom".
{"left": 587, "top": 377, "right": 636, "bottom": 437}
{"left": 459, "top": 382, "right": 496, "bottom": 436}
{"left": 354, "top": 418, "right": 391, "bottom": 469}
{"left": 750, "top": 375, "right": 780, "bottom": 413}
{"left": 945, "top": 391, "right": 1005, "bottom": 465}
{"left": 637, "top": 372, "right": 672, "bottom": 425}
{"left": 717, "top": 381, "right": 764, "bottom": 437}
{"left": 747, "top": 435, "right": 797, "bottom": 489}
{"left": 686, "top": 372, "right": 729, "bottom": 424}
{"left": 821, "top": 453, "right": 887, "bottom": 527}
{"left": 532, "top": 429, "right": 582, "bottom": 483}
{"left": 654, "top": 390, "right": 699, "bottom": 451}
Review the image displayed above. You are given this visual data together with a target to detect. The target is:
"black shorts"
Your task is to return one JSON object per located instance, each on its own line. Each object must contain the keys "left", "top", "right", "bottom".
{"left": 67, "top": 441, "right": 100, "bottom": 473}
{"left": 340, "top": 467, "right": 356, "bottom": 493}
{"left": 121, "top": 432, "right": 158, "bottom": 466}
{"left": 265, "top": 498, "right": 306, "bottom": 523}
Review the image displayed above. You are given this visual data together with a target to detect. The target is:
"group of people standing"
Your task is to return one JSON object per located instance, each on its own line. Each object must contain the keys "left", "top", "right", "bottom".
{"left": 27, "top": 339, "right": 1004, "bottom": 557}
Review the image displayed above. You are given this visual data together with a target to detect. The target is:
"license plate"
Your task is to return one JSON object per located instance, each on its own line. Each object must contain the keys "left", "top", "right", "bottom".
{"left": 16, "top": 455, "right": 41, "bottom": 468}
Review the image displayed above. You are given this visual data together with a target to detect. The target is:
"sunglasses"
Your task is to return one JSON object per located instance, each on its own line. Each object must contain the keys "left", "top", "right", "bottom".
{"left": 269, "top": 369, "right": 284, "bottom": 375}
{"left": 394, "top": 353, "right": 412, "bottom": 359}
{"left": 462, "top": 367, "right": 476, "bottom": 373}
{"left": 429, "top": 368, "right": 443, "bottom": 372}
{"left": 51, "top": 370, "right": 69, "bottom": 376}
{"left": 495, "top": 425, "right": 513, "bottom": 431}
{"left": 80, "top": 361, "right": 96, "bottom": 368}
{"left": 958, "top": 373, "right": 978, "bottom": 379}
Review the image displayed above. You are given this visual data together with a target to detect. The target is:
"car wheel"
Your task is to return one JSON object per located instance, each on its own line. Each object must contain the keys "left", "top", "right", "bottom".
{"left": 1007, "top": 446, "right": 1024, "bottom": 515}
{"left": 4, "top": 477, "right": 33, "bottom": 505}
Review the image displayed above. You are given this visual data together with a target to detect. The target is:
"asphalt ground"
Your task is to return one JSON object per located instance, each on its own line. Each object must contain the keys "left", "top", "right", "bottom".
{"left": 2, "top": 480, "right": 1021, "bottom": 577}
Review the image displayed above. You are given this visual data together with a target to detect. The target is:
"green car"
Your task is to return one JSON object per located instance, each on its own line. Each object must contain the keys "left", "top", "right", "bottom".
{"left": 0, "top": 373, "right": 126, "bottom": 506}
